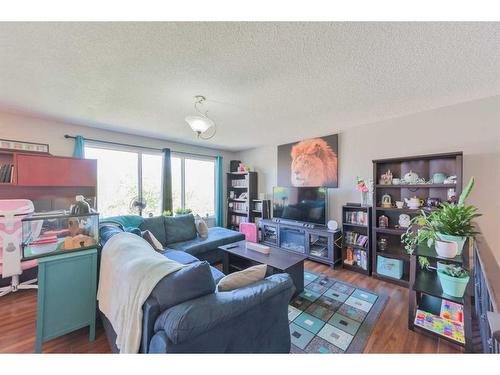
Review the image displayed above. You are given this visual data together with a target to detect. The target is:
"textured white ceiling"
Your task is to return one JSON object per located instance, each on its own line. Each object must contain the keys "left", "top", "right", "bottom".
{"left": 0, "top": 22, "right": 499, "bottom": 151}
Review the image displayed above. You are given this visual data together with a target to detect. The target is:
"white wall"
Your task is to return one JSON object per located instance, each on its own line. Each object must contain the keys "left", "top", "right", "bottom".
{"left": 0, "top": 109, "right": 239, "bottom": 224}
{"left": 237, "top": 95, "right": 500, "bottom": 263}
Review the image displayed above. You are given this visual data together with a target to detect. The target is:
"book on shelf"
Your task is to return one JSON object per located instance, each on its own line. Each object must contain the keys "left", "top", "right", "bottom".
{"left": 344, "top": 246, "right": 368, "bottom": 270}
{"left": 231, "top": 179, "right": 248, "bottom": 188}
{"left": 345, "top": 210, "right": 367, "bottom": 225}
{"left": 230, "top": 202, "right": 248, "bottom": 212}
{"left": 343, "top": 231, "right": 368, "bottom": 248}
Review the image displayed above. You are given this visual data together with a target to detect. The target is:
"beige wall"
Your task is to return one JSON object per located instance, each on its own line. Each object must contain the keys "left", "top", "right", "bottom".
{"left": 237, "top": 95, "right": 500, "bottom": 263}
{"left": 0, "top": 109, "right": 239, "bottom": 224}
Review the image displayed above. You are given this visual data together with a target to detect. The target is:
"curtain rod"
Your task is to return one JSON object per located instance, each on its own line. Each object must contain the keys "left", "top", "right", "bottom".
{"left": 64, "top": 134, "right": 218, "bottom": 159}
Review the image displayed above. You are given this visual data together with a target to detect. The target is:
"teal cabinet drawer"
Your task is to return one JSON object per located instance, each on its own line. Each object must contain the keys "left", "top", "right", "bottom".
{"left": 36, "top": 248, "right": 97, "bottom": 352}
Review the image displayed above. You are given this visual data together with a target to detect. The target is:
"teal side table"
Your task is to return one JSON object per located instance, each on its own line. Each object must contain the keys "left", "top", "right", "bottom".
{"left": 35, "top": 248, "right": 98, "bottom": 353}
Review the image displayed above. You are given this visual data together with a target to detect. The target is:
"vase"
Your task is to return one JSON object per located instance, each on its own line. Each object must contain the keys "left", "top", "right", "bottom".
{"left": 360, "top": 191, "right": 368, "bottom": 206}
{"left": 437, "top": 269, "right": 470, "bottom": 298}
{"left": 437, "top": 233, "right": 467, "bottom": 255}
{"left": 435, "top": 239, "right": 459, "bottom": 258}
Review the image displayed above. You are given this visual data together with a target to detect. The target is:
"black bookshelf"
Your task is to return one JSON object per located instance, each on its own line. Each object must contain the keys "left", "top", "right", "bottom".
{"left": 226, "top": 171, "right": 258, "bottom": 230}
{"left": 371, "top": 152, "right": 463, "bottom": 288}
{"left": 341, "top": 204, "right": 372, "bottom": 275}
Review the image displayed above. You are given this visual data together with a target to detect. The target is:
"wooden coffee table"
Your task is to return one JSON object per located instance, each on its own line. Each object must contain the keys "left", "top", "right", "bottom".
{"left": 218, "top": 240, "right": 307, "bottom": 296}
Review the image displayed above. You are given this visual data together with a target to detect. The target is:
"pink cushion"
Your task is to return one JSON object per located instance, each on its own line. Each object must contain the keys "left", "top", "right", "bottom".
{"left": 240, "top": 222, "right": 258, "bottom": 243}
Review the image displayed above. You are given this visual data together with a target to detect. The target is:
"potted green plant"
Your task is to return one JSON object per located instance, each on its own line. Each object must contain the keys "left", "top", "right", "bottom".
{"left": 401, "top": 209, "right": 438, "bottom": 255}
{"left": 174, "top": 208, "right": 192, "bottom": 215}
{"left": 401, "top": 177, "right": 481, "bottom": 257}
{"left": 437, "top": 264, "right": 470, "bottom": 298}
{"left": 433, "top": 177, "right": 481, "bottom": 254}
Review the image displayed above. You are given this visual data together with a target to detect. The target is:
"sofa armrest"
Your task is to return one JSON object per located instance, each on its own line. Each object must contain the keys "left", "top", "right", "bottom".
{"left": 154, "top": 273, "right": 294, "bottom": 345}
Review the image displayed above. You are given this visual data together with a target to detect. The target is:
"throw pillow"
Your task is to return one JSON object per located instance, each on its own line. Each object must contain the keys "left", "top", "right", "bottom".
{"left": 194, "top": 214, "right": 209, "bottom": 240}
{"left": 217, "top": 264, "right": 267, "bottom": 292}
{"left": 141, "top": 230, "right": 164, "bottom": 253}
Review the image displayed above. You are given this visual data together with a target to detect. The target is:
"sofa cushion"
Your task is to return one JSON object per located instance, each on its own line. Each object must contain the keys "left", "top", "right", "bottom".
{"left": 149, "top": 261, "right": 216, "bottom": 312}
{"left": 217, "top": 264, "right": 267, "bottom": 292}
{"left": 194, "top": 215, "right": 209, "bottom": 240}
{"left": 140, "top": 216, "right": 167, "bottom": 246}
{"left": 142, "top": 230, "right": 164, "bottom": 253}
{"left": 166, "top": 227, "right": 245, "bottom": 256}
{"left": 164, "top": 214, "right": 197, "bottom": 245}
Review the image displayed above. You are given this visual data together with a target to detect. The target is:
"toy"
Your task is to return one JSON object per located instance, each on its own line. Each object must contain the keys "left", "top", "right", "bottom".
{"left": 63, "top": 234, "right": 96, "bottom": 250}
{"left": 414, "top": 309, "right": 464, "bottom": 343}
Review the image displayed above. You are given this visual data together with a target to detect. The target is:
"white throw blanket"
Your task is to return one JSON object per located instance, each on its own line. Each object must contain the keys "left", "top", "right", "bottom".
{"left": 97, "top": 232, "right": 185, "bottom": 353}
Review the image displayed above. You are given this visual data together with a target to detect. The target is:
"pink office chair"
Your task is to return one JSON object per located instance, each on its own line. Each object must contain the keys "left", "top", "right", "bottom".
{"left": 0, "top": 199, "right": 38, "bottom": 297}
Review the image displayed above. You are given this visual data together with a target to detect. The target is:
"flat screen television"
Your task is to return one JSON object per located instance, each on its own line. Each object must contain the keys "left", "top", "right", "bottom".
{"left": 272, "top": 186, "right": 327, "bottom": 226}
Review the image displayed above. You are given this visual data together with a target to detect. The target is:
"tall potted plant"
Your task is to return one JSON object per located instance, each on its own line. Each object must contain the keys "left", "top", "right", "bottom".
{"left": 401, "top": 177, "right": 481, "bottom": 257}
{"left": 433, "top": 177, "right": 481, "bottom": 254}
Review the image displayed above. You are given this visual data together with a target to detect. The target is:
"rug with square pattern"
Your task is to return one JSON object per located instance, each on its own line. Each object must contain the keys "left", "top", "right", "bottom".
{"left": 288, "top": 271, "right": 388, "bottom": 353}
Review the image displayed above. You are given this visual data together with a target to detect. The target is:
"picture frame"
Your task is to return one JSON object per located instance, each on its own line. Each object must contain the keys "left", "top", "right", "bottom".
{"left": 0, "top": 138, "right": 50, "bottom": 154}
{"left": 277, "top": 134, "right": 338, "bottom": 188}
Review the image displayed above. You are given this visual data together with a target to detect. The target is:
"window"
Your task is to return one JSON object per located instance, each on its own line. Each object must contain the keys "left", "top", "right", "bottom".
{"left": 141, "top": 153, "right": 163, "bottom": 217}
{"left": 85, "top": 145, "right": 162, "bottom": 217}
{"left": 171, "top": 154, "right": 215, "bottom": 217}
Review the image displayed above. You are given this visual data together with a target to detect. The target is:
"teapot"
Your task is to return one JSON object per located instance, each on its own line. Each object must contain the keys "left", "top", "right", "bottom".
{"left": 403, "top": 170, "right": 419, "bottom": 184}
{"left": 431, "top": 172, "right": 447, "bottom": 184}
{"left": 404, "top": 196, "right": 424, "bottom": 209}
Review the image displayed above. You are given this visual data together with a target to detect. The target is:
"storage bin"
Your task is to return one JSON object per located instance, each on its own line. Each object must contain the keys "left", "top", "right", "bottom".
{"left": 377, "top": 255, "right": 404, "bottom": 279}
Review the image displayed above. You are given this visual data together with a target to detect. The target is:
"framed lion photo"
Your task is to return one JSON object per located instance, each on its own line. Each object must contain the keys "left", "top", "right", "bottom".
{"left": 277, "top": 134, "right": 338, "bottom": 188}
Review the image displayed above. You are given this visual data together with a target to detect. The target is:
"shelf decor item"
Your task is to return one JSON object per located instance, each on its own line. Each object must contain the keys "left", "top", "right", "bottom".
{"left": 381, "top": 194, "right": 392, "bottom": 208}
{"left": 379, "top": 169, "right": 393, "bottom": 185}
{"left": 378, "top": 215, "right": 389, "bottom": 229}
{"left": 437, "top": 266, "right": 470, "bottom": 298}
{"left": 403, "top": 170, "right": 419, "bottom": 184}
{"left": 431, "top": 172, "right": 447, "bottom": 184}
{"left": 404, "top": 196, "right": 424, "bottom": 209}
{"left": 0, "top": 138, "right": 49, "bottom": 153}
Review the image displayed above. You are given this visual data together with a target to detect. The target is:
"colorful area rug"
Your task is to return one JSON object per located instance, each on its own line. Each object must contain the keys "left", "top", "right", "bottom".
{"left": 289, "top": 271, "right": 388, "bottom": 353}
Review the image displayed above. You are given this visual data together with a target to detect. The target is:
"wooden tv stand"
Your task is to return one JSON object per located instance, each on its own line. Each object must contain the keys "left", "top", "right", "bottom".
{"left": 258, "top": 218, "right": 341, "bottom": 268}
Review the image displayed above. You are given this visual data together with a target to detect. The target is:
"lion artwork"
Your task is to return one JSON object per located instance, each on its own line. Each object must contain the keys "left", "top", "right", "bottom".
{"left": 290, "top": 138, "right": 338, "bottom": 187}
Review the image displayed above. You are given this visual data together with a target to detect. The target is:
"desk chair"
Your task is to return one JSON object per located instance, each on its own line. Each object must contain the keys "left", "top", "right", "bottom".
{"left": 0, "top": 199, "right": 38, "bottom": 297}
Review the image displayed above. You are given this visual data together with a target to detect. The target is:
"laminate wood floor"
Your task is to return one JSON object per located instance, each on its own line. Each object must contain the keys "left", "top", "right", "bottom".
{"left": 0, "top": 260, "right": 462, "bottom": 353}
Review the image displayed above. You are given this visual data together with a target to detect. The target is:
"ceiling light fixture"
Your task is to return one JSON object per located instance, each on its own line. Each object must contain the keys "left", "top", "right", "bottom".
{"left": 185, "top": 95, "right": 216, "bottom": 140}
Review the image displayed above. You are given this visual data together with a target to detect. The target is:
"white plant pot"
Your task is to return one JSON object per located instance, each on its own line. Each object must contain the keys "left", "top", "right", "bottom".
{"left": 435, "top": 239, "right": 458, "bottom": 258}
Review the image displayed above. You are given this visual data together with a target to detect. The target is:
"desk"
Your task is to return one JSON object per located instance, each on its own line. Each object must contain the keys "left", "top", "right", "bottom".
{"left": 35, "top": 248, "right": 97, "bottom": 353}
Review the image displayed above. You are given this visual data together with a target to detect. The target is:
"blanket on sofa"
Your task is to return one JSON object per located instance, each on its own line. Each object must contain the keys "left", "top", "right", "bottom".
{"left": 97, "top": 232, "right": 185, "bottom": 353}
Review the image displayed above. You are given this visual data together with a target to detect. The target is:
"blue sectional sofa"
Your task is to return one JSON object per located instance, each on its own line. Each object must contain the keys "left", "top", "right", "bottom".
{"left": 98, "top": 214, "right": 295, "bottom": 353}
